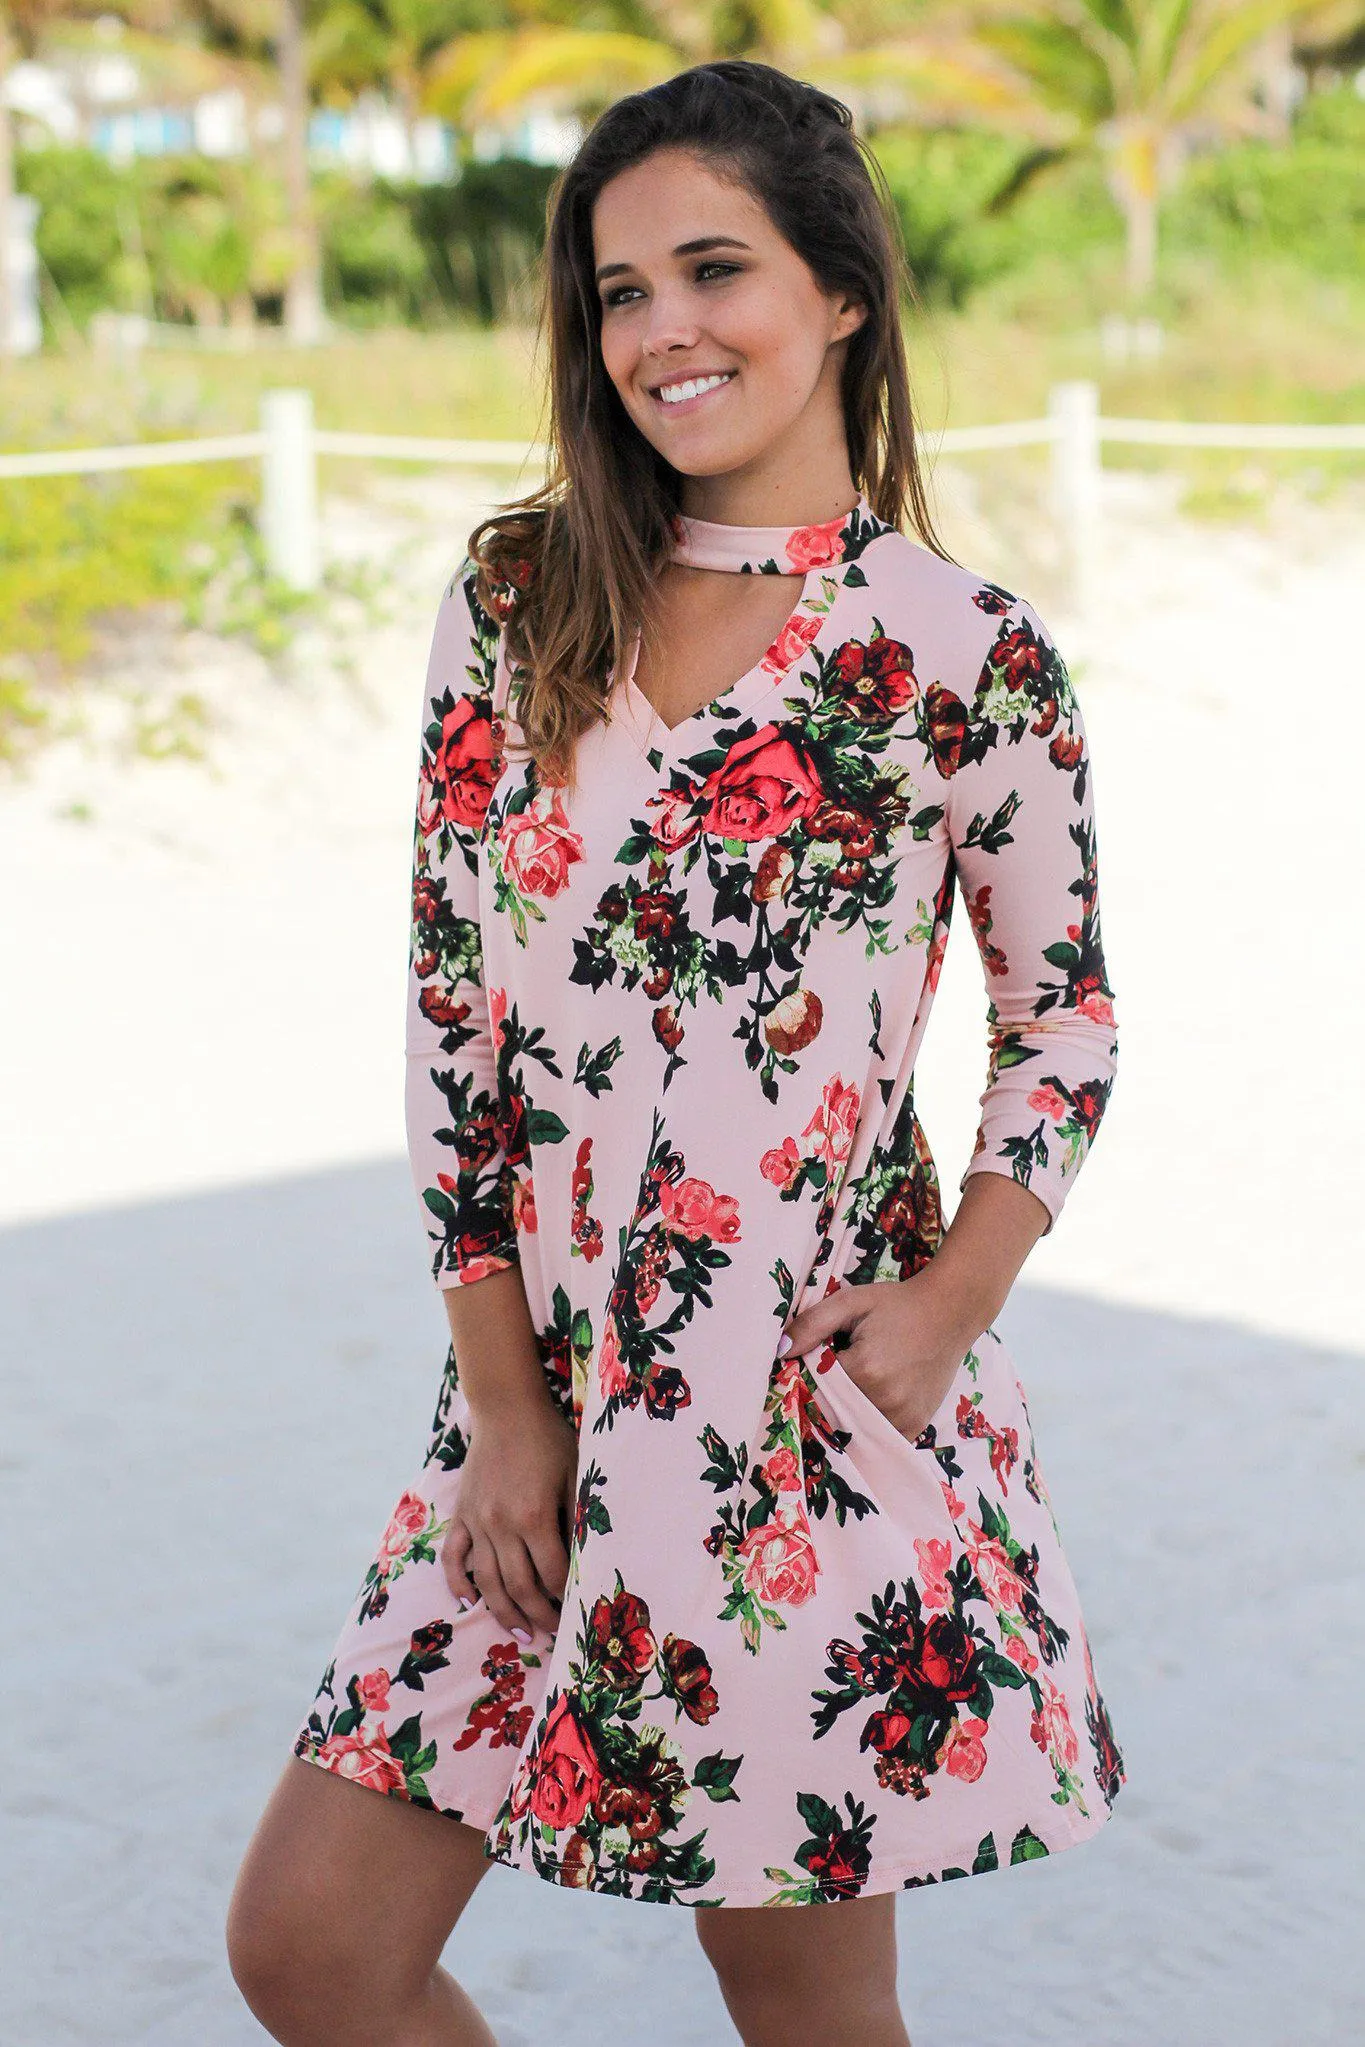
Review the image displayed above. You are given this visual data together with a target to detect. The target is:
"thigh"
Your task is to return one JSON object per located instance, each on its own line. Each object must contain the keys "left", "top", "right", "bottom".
{"left": 693, "top": 1887, "right": 900, "bottom": 1997}
{"left": 229, "top": 1754, "right": 495, "bottom": 1994}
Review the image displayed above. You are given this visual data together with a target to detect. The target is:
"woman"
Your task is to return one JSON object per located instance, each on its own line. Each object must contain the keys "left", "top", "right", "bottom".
{"left": 228, "top": 59, "right": 1125, "bottom": 2047}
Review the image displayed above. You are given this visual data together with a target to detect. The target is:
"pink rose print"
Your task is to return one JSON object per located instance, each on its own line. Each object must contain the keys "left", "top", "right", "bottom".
{"left": 737, "top": 1511, "right": 819, "bottom": 1606}
{"left": 1031, "top": 1675, "right": 1081, "bottom": 1772}
{"left": 357, "top": 1668, "right": 392, "bottom": 1713}
{"left": 965, "top": 1525, "right": 1024, "bottom": 1612}
{"left": 650, "top": 785, "right": 704, "bottom": 853}
{"left": 499, "top": 786, "right": 585, "bottom": 899}
{"left": 378, "top": 1490, "right": 429, "bottom": 1567}
{"left": 913, "top": 1535, "right": 955, "bottom": 1613}
{"left": 1005, "top": 1633, "right": 1040, "bottom": 1676}
{"left": 659, "top": 1177, "right": 741, "bottom": 1243}
{"left": 940, "top": 1715, "right": 989, "bottom": 1784}
{"left": 1079, "top": 992, "right": 1116, "bottom": 1026}
{"left": 760, "top": 610, "right": 823, "bottom": 678}
{"left": 1027, "top": 1083, "right": 1069, "bottom": 1121}
{"left": 801, "top": 1076, "right": 861, "bottom": 1175}
{"left": 760, "top": 1136, "right": 802, "bottom": 1190}
{"left": 785, "top": 512, "right": 848, "bottom": 572}
{"left": 761, "top": 1446, "right": 803, "bottom": 1493}
{"left": 597, "top": 1314, "right": 630, "bottom": 1400}
{"left": 313, "top": 1727, "right": 407, "bottom": 1796}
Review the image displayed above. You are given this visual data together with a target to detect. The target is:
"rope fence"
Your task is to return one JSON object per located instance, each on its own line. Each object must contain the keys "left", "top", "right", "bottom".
{"left": 3, "top": 381, "right": 1360, "bottom": 607}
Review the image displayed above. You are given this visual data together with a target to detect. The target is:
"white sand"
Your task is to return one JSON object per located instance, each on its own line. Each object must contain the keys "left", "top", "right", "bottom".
{"left": 2, "top": 463, "right": 1361, "bottom": 2043}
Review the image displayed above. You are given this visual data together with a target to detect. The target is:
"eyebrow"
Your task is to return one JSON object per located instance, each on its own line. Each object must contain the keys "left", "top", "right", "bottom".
{"left": 594, "top": 236, "right": 753, "bottom": 284}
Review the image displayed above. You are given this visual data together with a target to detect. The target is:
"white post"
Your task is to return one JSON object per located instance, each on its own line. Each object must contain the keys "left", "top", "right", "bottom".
{"left": 260, "top": 388, "right": 320, "bottom": 591}
{"left": 1048, "top": 380, "right": 1101, "bottom": 620}
{"left": 3, "top": 194, "right": 41, "bottom": 356}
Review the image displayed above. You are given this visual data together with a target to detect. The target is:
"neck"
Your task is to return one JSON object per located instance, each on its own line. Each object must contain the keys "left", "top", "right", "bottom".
{"left": 674, "top": 402, "right": 860, "bottom": 530}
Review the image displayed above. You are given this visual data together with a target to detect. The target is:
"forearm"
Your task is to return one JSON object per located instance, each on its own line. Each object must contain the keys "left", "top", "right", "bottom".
{"left": 921, "top": 1170, "right": 1050, "bottom": 1344}
{"left": 441, "top": 1262, "right": 554, "bottom": 1422}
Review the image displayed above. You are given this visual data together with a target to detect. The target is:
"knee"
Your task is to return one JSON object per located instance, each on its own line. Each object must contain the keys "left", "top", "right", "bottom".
{"left": 695, "top": 1910, "right": 900, "bottom": 2042}
{"left": 225, "top": 1847, "right": 370, "bottom": 2043}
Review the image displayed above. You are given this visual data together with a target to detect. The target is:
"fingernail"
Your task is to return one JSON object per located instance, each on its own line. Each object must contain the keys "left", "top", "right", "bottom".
{"left": 511, "top": 1626, "right": 532, "bottom": 1644}
{"left": 454, "top": 1596, "right": 470, "bottom": 1612}
{"left": 776, "top": 1333, "right": 792, "bottom": 1356}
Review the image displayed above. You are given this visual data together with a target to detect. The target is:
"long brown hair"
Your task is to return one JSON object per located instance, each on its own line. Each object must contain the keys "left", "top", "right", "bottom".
{"left": 470, "top": 58, "right": 958, "bottom": 790}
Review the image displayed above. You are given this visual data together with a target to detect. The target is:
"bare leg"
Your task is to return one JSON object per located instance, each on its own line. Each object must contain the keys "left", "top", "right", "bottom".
{"left": 226, "top": 1756, "right": 500, "bottom": 2047}
{"left": 694, "top": 1891, "right": 912, "bottom": 2047}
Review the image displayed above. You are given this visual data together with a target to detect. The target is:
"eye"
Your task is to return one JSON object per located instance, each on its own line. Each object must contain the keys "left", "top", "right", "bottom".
{"left": 600, "top": 260, "right": 742, "bottom": 310}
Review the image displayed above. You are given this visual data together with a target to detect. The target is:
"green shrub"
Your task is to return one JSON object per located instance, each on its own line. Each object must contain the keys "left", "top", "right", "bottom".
{"left": 17, "top": 145, "right": 138, "bottom": 325}
{"left": 1166, "top": 87, "right": 1365, "bottom": 279}
{"left": 317, "top": 173, "right": 430, "bottom": 324}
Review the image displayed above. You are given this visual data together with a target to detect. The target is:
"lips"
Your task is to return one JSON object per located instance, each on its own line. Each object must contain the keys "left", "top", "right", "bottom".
{"left": 647, "top": 369, "right": 738, "bottom": 413}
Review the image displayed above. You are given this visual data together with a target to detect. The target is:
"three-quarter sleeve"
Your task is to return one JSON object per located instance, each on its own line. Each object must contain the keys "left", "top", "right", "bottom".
{"left": 405, "top": 559, "right": 523, "bottom": 1289}
{"left": 942, "top": 594, "right": 1118, "bottom": 1235}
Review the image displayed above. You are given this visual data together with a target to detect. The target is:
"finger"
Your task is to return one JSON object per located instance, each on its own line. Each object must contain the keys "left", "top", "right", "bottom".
{"left": 525, "top": 1517, "right": 569, "bottom": 1617}
{"left": 441, "top": 1518, "right": 477, "bottom": 1608}
{"left": 781, "top": 1283, "right": 864, "bottom": 1357}
{"left": 500, "top": 1533, "right": 563, "bottom": 1640}
{"left": 466, "top": 1532, "right": 535, "bottom": 1643}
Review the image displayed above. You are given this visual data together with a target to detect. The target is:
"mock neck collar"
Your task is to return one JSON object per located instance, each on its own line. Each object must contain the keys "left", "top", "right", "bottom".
{"left": 668, "top": 492, "right": 883, "bottom": 575}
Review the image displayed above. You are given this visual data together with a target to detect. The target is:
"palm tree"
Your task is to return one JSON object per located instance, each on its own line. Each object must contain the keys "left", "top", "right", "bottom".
{"left": 418, "top": 0, "right": 1028, "bottom": 177}
{"left": 962, "top": 0, "right": 1345, "bottom": 303}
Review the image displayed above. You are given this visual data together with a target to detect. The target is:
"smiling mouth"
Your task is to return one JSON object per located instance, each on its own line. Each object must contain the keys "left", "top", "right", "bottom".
{"left": 649, "top": 370, "right": 738, "bottom": 408}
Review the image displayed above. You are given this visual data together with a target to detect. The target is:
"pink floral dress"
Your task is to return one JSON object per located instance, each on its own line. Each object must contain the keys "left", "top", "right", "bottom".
{"left": 292, "top": 493, "right": 1126, "bottom": 1907}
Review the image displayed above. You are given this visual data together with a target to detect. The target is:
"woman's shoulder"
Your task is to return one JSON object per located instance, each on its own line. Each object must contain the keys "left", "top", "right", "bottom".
{"left": 857, "top": 525, "right": 1058, "bottom": 670}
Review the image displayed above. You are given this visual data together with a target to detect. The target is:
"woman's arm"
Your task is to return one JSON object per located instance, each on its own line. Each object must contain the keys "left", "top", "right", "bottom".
{"left": 409, "top": 562, "right": 574, "bottom": 1637}
{"left": 780, "top": 593, "right": 1117, "bottom": 1432}
{"left": 943, "top": 595, "right": 1119, "bottom": 1235}
{"left": 406, "top": 560, "right": 525, "bottom": 1297}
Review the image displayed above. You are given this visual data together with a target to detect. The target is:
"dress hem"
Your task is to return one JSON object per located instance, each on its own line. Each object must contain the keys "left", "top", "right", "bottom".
{"left": 292, "top": 1737, "right": 1117, "bottom": 1909}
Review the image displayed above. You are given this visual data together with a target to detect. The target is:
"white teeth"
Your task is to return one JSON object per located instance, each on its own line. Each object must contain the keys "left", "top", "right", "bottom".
{"left": 656, "top": 372, "right": 734, "bottom": 405}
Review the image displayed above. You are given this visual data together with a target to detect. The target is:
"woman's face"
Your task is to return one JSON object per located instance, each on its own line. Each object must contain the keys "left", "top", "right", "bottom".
{"left": 591, "top": 146, "right": 865, "bottom": 483}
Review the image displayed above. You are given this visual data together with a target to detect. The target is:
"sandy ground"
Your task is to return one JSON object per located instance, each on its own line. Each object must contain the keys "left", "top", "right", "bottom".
{"left": 2, "top": 461, "right": 1362, "bottom": 2044}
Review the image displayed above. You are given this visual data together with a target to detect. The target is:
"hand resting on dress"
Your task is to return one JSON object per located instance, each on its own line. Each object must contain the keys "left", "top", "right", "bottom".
{"left": 440, "top": 1398, "right": 578, "bottom": 1644}
{"left": 439, "top": 1263, "right": 578, "bottom": 1643}
{"left": 778, "top": 1172, "right": 1051, "bottom": 1441}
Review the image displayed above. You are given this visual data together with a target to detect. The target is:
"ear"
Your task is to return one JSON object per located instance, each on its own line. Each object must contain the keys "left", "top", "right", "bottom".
{"left": 831, "top": 295, "right": 868, "bottom": 344}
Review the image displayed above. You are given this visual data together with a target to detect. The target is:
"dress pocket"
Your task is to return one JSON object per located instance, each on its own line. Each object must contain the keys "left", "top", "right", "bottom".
{"left": 806, "top": 1343, "right": 969, "bottom": 1543}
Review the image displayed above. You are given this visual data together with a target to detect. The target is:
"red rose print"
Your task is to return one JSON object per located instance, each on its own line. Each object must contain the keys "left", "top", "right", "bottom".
{"left": 589, "top": 1590, "right": 658, "bottom": 1687}
{"left": 435, "top": 696, "right": 501, "bottom": 833}
{"left": 698, "top": 727, "right": 825, "bottom": 842}
{"left": 529, "top": 1694, "right": 603, "bottom": 1830}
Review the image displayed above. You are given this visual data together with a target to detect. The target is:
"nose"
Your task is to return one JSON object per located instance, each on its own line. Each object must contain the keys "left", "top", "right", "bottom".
{"left": 639, "top": 288, "right": 702, "bottom": 365}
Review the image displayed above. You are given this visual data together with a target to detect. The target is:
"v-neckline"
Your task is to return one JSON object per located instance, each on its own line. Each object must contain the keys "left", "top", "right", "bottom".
{"left": 606, "top": 491, "right": 888, "bottom": 774}
{"left": 613, "top": 563, "right": 826, "bottom": 772}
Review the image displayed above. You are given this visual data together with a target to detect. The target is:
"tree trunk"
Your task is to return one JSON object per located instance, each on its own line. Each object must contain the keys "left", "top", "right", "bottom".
{"left": 0, "top": 48, "right": 15, "bottom": 358}
{"left": 279, "top": 0, "right": 324, "bottom": 344}
{"left": 1123, "top": 180, "right": 1157, "bottom": 305}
